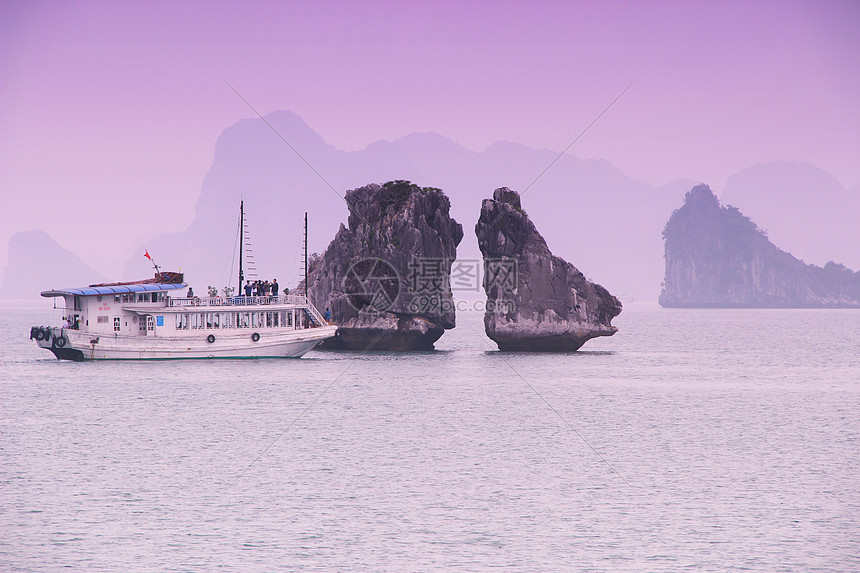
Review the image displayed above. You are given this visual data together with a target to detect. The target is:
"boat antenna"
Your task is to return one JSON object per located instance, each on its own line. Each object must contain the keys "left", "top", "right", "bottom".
{"left": 144, "top": 249, "right": 161, "bottom": 278}
{"left": 303, "top": 211, "right": 308, "bottom": 297}
{"left": 239, "top": 200, "right": 244, "bottom": 291}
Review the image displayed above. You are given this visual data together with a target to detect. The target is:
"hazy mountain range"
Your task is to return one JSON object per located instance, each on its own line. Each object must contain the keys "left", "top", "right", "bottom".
{"left": 0, "top": 230, "right": 105, "bottom": 299}
{"left": 3, "top": 111, "right": 858, "bottom": 301}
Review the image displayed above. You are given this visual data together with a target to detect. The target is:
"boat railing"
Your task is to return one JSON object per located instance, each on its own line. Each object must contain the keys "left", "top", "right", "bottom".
{"left": 167, "top": 294, "right": 311, "bottom": 307}
{"left": 305, "top": 301, "right": 328, "bottom": 326}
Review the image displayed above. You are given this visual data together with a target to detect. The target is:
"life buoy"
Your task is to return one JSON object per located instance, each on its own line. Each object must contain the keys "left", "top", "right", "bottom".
{"left": 55, "top": 336, "right": 66, "bottom": 348}
{"left": 251, "top": 332, "right": 260, "bottom": 342}
{"left": 34, "top": 328, "right": 45, "bottom": 341}
{"left": 207, "top": 334, "right": 216, "bottom": 343}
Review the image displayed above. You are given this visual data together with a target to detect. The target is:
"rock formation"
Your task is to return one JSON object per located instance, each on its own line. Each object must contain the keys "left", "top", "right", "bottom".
{"left": 475, "top": 187, "right": 622, "bottom": 351}
{"left": 1, "top": 230, "right": 106, "bottom": 299}
{"left": 306, "top": 180, "right": 464, "bottom": 350}
{"left": 659, "top": 184, "right": 860, "bottom": 307}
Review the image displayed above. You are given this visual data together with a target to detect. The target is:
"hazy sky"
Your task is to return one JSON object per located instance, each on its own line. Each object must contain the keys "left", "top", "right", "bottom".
{"left": 2, "top": 0, "right": 858, "bottom": 277}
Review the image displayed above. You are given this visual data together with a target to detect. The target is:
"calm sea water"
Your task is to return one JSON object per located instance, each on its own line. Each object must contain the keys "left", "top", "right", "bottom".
{"left": 1, "top": 301, "right": 858, "bottom": 571}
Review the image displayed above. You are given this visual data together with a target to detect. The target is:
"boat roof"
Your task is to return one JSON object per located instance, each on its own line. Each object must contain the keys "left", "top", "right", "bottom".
{"left": 90, "top": 271, "right": 184, "bottom": 287}
{"left": 41, "top": 283, "right": 188, "bottom": 298}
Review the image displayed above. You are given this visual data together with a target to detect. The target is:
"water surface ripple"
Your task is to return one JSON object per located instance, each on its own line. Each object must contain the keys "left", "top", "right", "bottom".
{"left": 2, "top": 304, "right": 858, "bottom": 571}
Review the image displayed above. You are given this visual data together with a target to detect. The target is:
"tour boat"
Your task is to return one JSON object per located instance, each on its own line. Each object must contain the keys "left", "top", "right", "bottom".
{"left": 30, "top": 272, "right": 335, "bottom": 361}
{"left": 30, "top": 203, "right": 336, "bottom": 361}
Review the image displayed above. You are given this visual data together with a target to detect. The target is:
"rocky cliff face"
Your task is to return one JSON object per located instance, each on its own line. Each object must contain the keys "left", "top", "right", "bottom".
{"left": 1, "top": 230, "right": 106, "bottom": 299}
{"left": 475, "top": 187, "right": 622, "bottom": 351}
{"left": 660, "top": 184, "right": 860, "bottom": 307}
{"left": 306, "top": 181, "right": 464, "bottom": 350}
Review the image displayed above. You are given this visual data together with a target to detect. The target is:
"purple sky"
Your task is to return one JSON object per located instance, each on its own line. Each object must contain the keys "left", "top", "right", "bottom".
{"left": 2, "top": 0, "right": 858, "bottom": 277}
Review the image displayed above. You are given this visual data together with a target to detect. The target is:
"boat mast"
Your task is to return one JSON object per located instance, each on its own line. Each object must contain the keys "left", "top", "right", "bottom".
{"left": 239, "top": 201, "right": 244, "bottom": 291}
{"left": 303, "top": 211, "right": 308, "bottom": 296}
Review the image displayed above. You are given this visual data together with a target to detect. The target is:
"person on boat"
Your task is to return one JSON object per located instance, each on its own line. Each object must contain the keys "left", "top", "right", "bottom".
{"left": 324, "top": 307, "right": 331, "bottom": 322}
{"left": 244, "top": 281, "right": 253, "bottom": 298}
{"left": 271, "top": 279, "right": 279, "bottom": 300}
{"left": 63, "top": 316, "right": 71, "bottom": 328}
{"left": 187, "top": 287, "right": 194, "bottom": 298}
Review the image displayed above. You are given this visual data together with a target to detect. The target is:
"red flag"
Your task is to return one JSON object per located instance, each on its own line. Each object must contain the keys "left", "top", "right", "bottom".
{"left": 144, "top": 250, "right": 152, "bottom": 261}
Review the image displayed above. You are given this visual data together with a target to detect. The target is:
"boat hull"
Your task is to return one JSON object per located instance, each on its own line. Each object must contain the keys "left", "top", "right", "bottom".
{"left": 32, "top": 326, "right": 337, "bottom": 361}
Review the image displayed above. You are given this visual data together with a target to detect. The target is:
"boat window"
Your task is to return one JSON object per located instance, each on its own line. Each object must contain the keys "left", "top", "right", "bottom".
{"left": 114, "top": 317, "right": 121, "bottom": 332}
{"left": 273, "top": 312, "right": 279, "bottom": 327}
{"left": 147, "top": 316, "right": 154, "bottom": 331}
{"left": 205, "top": 313, "right": 213, "bottom": 329}
{"left": 114, "top": 295, "right": 120, "bottom": 302}
{"left": 97, "top": 316, "right": 109, "bottom": 324}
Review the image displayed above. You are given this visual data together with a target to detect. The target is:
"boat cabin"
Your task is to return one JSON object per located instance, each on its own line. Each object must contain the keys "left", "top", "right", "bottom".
{"left": 41, "top": 282, "right": 188, "bottom": 336}
{"left": 41, "top": 274, "right": 325, "bottom": 339}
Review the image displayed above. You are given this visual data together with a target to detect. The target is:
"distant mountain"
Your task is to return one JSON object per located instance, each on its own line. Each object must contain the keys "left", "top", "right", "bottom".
{"left": 0, "top": 230, "right": 106, "bottom": 299}
{"left": 721, "top": 162, "right": 860, "bottom": 270}
{"left": 125, "top": 111, "right": 692, "bottom": 301}
{"left": 9, "top": 113, "right": 855, "bottom": 303}
{"left": 660, "top": 185, "right": 860, "bottom": 308}
{"left": 850, "top": 184, "right": 860, "bottom": 214}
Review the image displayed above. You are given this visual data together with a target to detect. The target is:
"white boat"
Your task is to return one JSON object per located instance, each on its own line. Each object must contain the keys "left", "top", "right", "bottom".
{"left": 30, "top": 204, "right": 336, "bottom": 361}
{"left": 31, "top": 275, "right": 336, "bottom": 361}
